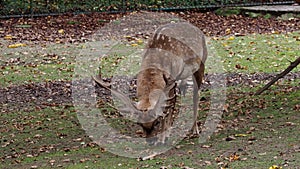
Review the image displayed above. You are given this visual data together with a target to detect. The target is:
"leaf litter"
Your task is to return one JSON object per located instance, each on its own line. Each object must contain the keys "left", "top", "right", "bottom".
{"left": 0, "top": 11, "right": 300, "bottom": 168}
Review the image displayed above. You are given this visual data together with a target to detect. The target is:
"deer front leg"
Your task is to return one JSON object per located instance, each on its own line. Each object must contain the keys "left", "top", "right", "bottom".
{"left": 157, "top": 123, "right": 167, "bottom": 145}
{"left": 155, "top": 108, "right": 173, "bottom": 145}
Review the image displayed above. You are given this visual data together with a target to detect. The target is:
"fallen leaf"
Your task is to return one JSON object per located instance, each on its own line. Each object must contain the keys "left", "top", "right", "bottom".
{"left": 235, "top": 134, "right": 247, "bottom": 137}
{"left": 136, "top": 39, "right": 143, "bottom": 44}
{"left": 225, "top": 28, "right": 231, "bottom": 34}
{"left": 58, "top": 29, "right": 64, "bottom": 34}
{"left": 248, "top": 136, "right": 256, "bottom": 141}
{"left": 259, "top": 152, "right": 267, "bottom": 156}
{"left": 228, "top": 36, "right": 235, "bottom": 40}
{"left": 4, "top": 35, "right": 13, "bottom": 40}
{"left": 229, "top": 153, "right": 240, "bottom": 162}
{"left": 201, "top": 145, "right": 211, "bottom": 148}
{"left": 204, "top": 161, "right": 212, "bottom": 165}
{"left": 225, "top": 136, "right": 236, "bottom": 141}
{"left": 269, "top": 165, "right": 282, "bottom": 169}
{"left": 63, "top": 159, "right": 71, "bottom": 163}
{"left": 8, "top": 43, "right": 27, "bottom": 48}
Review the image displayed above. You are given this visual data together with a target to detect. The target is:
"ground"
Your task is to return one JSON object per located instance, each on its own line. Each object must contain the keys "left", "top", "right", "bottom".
{"left": 0, "top": 10, "right": 300, "bottom": 168}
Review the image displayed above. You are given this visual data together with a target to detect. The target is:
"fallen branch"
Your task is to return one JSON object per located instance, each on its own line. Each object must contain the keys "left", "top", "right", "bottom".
{"left": 255, "top": 57, "right": 300, "bottom": 95}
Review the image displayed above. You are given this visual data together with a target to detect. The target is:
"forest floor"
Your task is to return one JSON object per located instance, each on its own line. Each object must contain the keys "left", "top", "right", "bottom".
{"left": 0, "top": 10, "right": 300, "bottom": 168}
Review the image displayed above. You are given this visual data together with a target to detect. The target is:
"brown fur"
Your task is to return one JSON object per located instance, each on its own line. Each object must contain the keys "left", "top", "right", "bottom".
{"left": 136, "top": 22, "right": 207, "bottom": 143}
{"left": 94, "top": 22, "right": 207, "bottom": 145}
{"left": 136, "top": 68, "right": 166, "bottom": 110}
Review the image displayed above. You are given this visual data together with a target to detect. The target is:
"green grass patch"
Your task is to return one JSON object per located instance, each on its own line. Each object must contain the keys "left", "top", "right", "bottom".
{"left": 99, "top": 43, "right": 142, "bottom": 77}
{"left": 1, "top": 63, "right": 74, "bottom": 86}
{"left": 210, "top": 31, "right": 300, "bottom": 73}
{"left": 1, "top": 32, "right": 299, "bottom": 87}
{"left": 1, "top": 80, "right": 299, "bottom": 168}
{"left": 1, "top": 32, "right": 299, "bottom": 168}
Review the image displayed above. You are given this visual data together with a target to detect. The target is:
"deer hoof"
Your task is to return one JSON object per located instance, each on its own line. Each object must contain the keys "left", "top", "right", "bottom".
{"left": 190, "top": 123, "right": 200, "bottom": 136}
{"left": 146, "top": 137, "right": 158, "bottom": 145}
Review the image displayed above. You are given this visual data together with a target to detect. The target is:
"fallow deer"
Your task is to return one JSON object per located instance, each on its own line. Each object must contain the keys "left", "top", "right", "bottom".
{"left": 93, "top": 22, "right": 207, "bottom": 145}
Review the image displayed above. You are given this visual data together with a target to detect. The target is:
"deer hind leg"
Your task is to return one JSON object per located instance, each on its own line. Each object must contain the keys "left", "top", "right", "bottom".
{"left": 191, "top": 68, "right": 203, "bottom": 135}
{"left": 191, "top": 75, "right": 200, "bottom": 135}
{"left": 178, "top": 79, "right": 187, "bottom": 96}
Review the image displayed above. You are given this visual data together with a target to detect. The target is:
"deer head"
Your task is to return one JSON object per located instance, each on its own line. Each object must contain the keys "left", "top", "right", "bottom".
{"left": 93, "top": 71, "right": 175, "bottom": 142}
{"left": 135, "top": 68, "right": 175, "bottom": 139}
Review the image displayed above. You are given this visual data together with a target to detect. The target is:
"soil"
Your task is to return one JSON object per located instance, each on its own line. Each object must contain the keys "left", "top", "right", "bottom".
{"left": 1, "top": 72, "right": 299, "bottom": 113}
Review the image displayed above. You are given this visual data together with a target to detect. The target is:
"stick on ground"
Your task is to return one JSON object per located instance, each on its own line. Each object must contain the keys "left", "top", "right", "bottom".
{"left": 255, "top": 57, "right": 300, "bottom": 95}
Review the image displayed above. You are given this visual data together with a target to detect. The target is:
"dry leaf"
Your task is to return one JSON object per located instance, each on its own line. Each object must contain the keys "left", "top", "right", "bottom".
{"left": 58, "top": 29, "right": 64, "bottom": 34}
{"left": 136, "top": 39, "right": 143, "bottom": 44}
{"left": 235, "top": 134, "right": 247, "bottom": 137}
{"left": 229, "top": 153, "right": 240, "bottom": 162}
{"left": 228, "top": 36, "right": 235, "bottom": 40}
{"left": 8, "top": 43, "right": 27, "bottom": 48}
{"left": 4, "top": 35, "right": 13, "bottom": 40}
{"left": 225, "top": 28, "right": 231, "bottom": 34}
{"left": 269, "top": 165, "right": 282, "bottom": 169}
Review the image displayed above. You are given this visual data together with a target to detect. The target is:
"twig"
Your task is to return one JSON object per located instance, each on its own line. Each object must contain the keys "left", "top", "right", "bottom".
{"left": 255, "top": 57, "right": 300, "bottom": 95}
{"left": 140, "top": 152, "right": 159, "bottom": 161}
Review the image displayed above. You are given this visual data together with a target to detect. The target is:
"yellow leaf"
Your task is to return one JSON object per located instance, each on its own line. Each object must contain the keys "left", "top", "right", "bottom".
{"left": 8, "top": 43, "right": 27, "bottom": 48}
{"left": 228, "top": 36, "right": 235, "bottom": 40}
{"left": 229, "top": 153, "right": 240, "bottom": 162}
{"left": 225, "top": 28, "right": 231, "bottom": 34}
{"left": 271, "top": 31, "right": 279, "bottom": 34}
{"left": 269, "top": 165, "right": 282, "bottom": 169}
{"left": 235, "top": 134, "right": 247, "bottom": 137}
{"left": 136, "top": 39, "right": 143, "bottom": 45}
{"left": 212, "top": 37, "right": 219, "bottom": 40}
{"left": 131, "top": 43, "right": 138, "bottom": 47}
{"left": 4, "top": 35, "right": 13, "bottom": 40}
{"left": 58, "top": 29, "right": 64, "bottom": 34}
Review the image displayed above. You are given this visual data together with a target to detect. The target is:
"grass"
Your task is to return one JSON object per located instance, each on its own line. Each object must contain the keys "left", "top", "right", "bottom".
{"left": 0, "top": 42, "right": 77, "bottom": 87}
{"left": 209, "top": 31, "right": 300, "bottom": 73}
{"left": 1, "top": 64, "right": 74, "bottom": 86}
{"left": 1, "top": 32, "right": 299, "bottom": 86}
{"left": 0, "top": 32, "right": 299, "bottom": 168}
{"left": 1, "top": 81, "right": 299, "bottom": 168}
